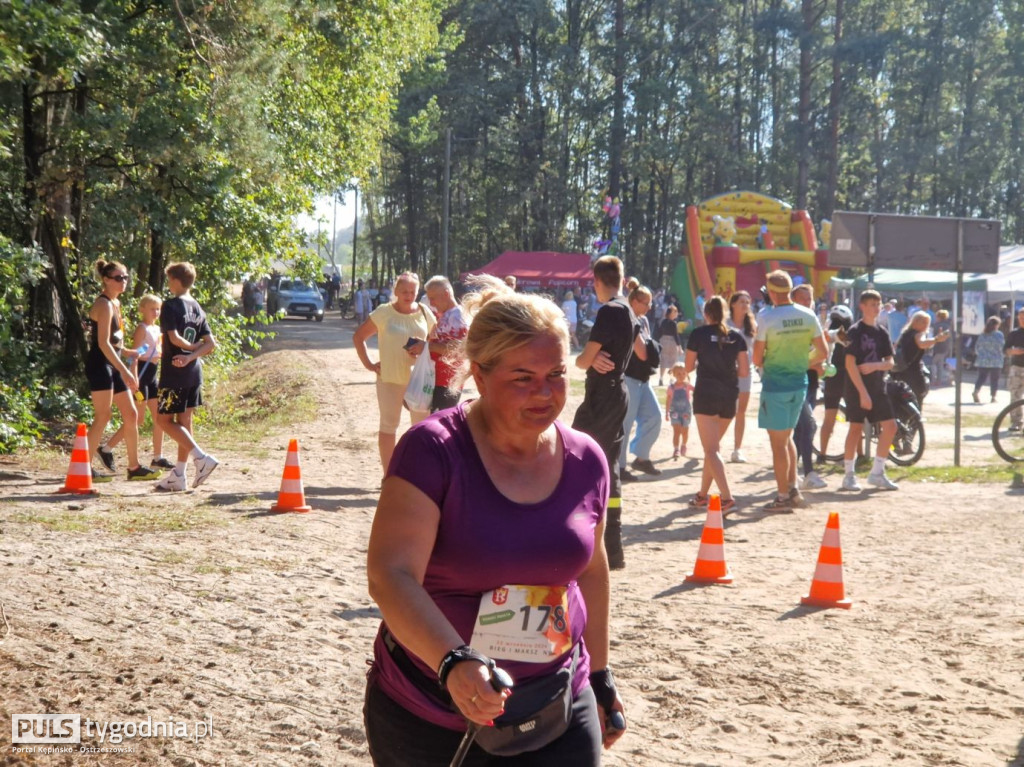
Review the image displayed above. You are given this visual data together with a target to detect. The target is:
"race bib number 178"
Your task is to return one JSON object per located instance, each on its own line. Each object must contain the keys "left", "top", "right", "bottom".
{"left": 469, "top": 585, "right": 573, "bottom": 663}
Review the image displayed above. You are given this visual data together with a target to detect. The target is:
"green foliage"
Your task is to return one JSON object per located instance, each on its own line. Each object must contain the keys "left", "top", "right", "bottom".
{"left": 365, "top": 0, "right": 1024, "bottom": 286}
{"left": 0, "top": 0, "right": 444, "bottom": 451}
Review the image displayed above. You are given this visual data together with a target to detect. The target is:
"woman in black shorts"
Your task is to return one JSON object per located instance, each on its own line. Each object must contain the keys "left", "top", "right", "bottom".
{"left": 684, "top": 295, "right": 749, "bottom": 513}
{"left": 85, "top": 260, "right": 160, "bottom": 482}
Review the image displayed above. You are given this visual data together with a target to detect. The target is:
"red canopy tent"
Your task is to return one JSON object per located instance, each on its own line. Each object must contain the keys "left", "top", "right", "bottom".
{"left": 462, "top": 251, "right": 592, "bottom": 289}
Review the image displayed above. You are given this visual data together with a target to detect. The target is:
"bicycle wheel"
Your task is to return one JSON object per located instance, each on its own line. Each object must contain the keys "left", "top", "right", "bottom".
{"left": 992, "top": 398, "right": 1024, "bottom": 462}
{"left": 812, "top": 400, "right": 849, "bottom": 463}
{"left": 886, "top": 417, "right": 925, "bottom": 467}
{"left": 340, "top": 296, "right": 355, "bottom": 319}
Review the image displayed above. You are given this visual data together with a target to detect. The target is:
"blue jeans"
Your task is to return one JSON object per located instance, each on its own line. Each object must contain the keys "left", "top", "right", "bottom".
{"left": 620, "top": 376, "right": 662, "bottom": 469}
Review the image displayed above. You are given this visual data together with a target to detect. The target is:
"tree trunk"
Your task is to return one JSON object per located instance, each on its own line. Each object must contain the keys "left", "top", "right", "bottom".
{"left": 823, "top": 0, "right": 843, "bottom": 217}
{"left": 796, "top": 0, "right": 816, "bottom": 209}
{"left": 609, "top": 0, "right": 625, "bottom": 200}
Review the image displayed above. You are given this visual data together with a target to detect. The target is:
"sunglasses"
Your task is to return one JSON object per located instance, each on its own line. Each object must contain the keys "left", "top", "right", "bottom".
{"left": 107, "top": 274, "right": 130, "bottom": 283}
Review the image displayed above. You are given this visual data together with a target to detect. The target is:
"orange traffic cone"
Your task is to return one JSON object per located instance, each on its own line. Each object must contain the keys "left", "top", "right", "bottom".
{"left": 684, "top": 493, "right": 733, "bottom": 584}
{"left": 56, "top": 423, "right": 99, "bottom": 495}
{"left": 270, "top": 439, "right": 312, "bottom": 513}
{"left": 801, "top": 512, "right": 852, "bottom": 609}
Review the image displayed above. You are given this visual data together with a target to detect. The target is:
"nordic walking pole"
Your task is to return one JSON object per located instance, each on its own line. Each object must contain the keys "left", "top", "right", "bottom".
{"left": 449, "top": 665, "right": 513, "bottom": 767}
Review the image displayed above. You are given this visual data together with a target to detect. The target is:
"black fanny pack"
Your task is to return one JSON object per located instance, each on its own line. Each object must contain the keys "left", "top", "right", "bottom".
{"left": 473, "top": 646, "right": 577, "bottom": 756}
{"left": 381, "top": 626, "right": 578, "bottom": 756}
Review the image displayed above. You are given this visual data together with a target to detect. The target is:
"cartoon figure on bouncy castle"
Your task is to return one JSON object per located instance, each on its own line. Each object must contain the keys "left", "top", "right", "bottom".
{"left": 711, "top": 215, "right": 736, "bottom": 246}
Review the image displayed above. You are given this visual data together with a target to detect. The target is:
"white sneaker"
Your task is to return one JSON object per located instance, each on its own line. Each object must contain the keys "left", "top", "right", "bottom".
{"left": 841, "top": 474, "right": 862, "bottom": 491}
{"left": 730, "top": 449, "right": 747, "bottom": 463}
{"left": 155, "top": 470, "right": 187, "bottom": 493}
{"left": 802, "top": 471, "right": 828, "bottom": 490}
{"left": 192, "top": 454, "right": 220, "bottom": 488}
{"left": 867, "top": 471, "right": 899, "bottom": 490}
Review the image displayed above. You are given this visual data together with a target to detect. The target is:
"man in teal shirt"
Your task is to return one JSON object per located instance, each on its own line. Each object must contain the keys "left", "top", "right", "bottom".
{"left": 753, "top": 271, "right": 827, "bottom": 511}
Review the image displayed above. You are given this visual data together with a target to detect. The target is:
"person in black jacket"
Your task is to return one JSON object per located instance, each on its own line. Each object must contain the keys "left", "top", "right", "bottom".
{"left": 573, "top": 257, "right": 646, "bottom": 569}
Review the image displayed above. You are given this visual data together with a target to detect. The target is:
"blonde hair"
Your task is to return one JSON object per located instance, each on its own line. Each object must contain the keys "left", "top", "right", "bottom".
{"left": 670, "top": 362, "right": 687, "bottom": 377}
{"left": 392, "top": 272, "right": 420, "bottom": 294}
{"left": 909, "top": 310, "right": 931, "bottom": 331}
{"left": 766, "top": 269, "right": 793, "bottom": 293}
{"left": 462, "top": 275, "right": 568, "bottom": 373}
{"left": 138, "top": 294, "right": 162, "bottom": 314}
{"left": 628, "top": 285, "right": 652, "bottom": 304}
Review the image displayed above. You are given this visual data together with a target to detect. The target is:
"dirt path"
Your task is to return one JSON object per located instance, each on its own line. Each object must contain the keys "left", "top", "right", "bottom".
{"left": 2, "top": 310, "right": 1023, "bottom": 766}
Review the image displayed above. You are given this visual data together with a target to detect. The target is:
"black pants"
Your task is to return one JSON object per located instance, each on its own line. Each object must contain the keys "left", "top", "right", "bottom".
{"left": 571, "top": 378, "right": 628, "bottom": 499}
{"left": 364, "top": 675, "right": 602, "bottom": 766}
{"left": 431, "top": 385, "right": 462, "bottom": 413}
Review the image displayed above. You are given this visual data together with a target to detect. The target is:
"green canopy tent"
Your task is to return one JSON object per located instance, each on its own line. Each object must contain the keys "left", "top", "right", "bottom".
{"left": 851, "top": 268, "right": 988, "bottom": 295}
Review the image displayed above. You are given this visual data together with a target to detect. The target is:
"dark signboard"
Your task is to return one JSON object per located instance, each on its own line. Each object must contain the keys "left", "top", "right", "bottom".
{"left": 830, "top": 212, "right": 1001, "bottom": 274}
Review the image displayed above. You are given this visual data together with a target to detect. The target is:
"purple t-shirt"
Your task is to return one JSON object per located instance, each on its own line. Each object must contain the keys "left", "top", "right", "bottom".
{"left": 372, "top": 403, "right": 609, "bottom": 730}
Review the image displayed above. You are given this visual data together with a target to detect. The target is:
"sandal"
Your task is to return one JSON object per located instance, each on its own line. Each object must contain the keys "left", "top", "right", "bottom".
{"left": 762, "top": 495, "right": 793, "bottom": 513}
{"left": 688, "top": 493, "right": 708, "bottom": 508}
{"left": 720, "top": 498, "right": 736, "bottom": 514}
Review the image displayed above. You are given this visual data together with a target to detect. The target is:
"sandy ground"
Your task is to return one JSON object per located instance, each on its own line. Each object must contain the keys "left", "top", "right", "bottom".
{"left": 1, "top": 310, "right": 1023, "bottom": 766}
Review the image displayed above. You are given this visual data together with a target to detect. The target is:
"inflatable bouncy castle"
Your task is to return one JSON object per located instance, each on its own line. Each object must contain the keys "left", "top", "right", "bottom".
{"left": 672, "top": 191, "right": 837, "bottom": 319}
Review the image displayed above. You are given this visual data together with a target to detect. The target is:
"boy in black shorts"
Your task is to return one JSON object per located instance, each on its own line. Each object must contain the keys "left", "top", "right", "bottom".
{"left": 842, "top": 290, "right": 898, "bottom": 491}
{"left": 154, "top": 262, "right": 219, "bottom": 492}
{"left": 573, "top": 256, "right": 645, "bottom": 569}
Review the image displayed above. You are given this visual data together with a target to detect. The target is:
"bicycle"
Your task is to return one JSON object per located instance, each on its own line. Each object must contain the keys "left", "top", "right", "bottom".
{"left": 991, "top": 398, "right": 1024, "bottom": 462}
{"left": 811, "top": 378, "right": 926, "bottom": 467}
{"left": 338, "top": 291, "right": 356, "bottom": 320}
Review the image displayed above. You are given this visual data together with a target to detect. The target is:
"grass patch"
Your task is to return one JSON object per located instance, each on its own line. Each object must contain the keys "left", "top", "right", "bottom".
{"left": 194, "top": 563, "right": 244, "bottom": 576}
{"left": 196, "top": 354, "right": 318, "bottom": 448}
{"left": 11, "top": 504, "right": 227, "bottom": 535}
{"left": 10, "top": 511, "right": 91, "bottom": 533}
{"left": 887, "top": 463, "right": 1022, "bottom": 484}
{"left": 925, "top": 413, "right": 997, "bottom": 429}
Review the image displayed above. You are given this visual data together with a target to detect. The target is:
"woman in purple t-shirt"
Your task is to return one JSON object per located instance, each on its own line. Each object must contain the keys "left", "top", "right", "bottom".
{"left": 364, "top": 276, "right": 627, "bottom": 765}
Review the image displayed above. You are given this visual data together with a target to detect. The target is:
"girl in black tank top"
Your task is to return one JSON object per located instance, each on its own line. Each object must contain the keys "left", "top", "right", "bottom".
{"left": 85, "top": 259, "right": 160, "bottom": 483}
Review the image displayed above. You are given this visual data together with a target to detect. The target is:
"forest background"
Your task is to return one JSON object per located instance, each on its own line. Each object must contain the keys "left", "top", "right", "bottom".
{"left": 3, "top": 0, "right": 1024, "bottom": 450}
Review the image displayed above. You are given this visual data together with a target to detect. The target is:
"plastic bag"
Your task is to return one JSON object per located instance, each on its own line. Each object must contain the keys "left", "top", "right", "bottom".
{"left": 403, "top": 352, "right": 435, "bottom": 412}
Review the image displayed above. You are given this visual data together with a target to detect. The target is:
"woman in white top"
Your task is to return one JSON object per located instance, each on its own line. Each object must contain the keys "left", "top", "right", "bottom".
{"left": 726, "top": 291, "right": 757, "bottom": 463}
{"left": 354, "top": 273, "right": 437, "bottom": 471}
{"left": 561, "top": 290, "right": 579, "bottom": 348}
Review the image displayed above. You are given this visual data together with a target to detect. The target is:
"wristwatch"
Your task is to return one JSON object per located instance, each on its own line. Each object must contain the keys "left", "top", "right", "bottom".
{"left": 437, "top": 645, "right": 492, "bottom": 691}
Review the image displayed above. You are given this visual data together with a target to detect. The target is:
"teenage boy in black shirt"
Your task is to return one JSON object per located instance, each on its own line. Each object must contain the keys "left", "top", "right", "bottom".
{"left": 842, "top": 289, "right": 898, "bottom": 491}
{"left": 154, "top": 262, "right": 219, "bottom": 492}
{"left": 573, "top": 256, "right": 646, "bottom": 569}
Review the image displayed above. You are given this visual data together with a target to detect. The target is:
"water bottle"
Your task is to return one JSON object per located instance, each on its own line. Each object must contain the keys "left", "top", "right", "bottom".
{"left": 823, "top": 362, "right": 837, "bottom": 378}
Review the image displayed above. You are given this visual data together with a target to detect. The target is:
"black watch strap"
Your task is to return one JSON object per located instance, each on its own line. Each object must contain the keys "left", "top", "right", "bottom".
{"left": 589, "top": 668, "right": 618, "bottom": 710}
{"left": 437, "top": 645, "right": 491, "bottom": 691}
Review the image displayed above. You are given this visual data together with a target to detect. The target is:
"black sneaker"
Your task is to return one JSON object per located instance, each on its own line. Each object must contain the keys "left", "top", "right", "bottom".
{"left": 631, "top": 458, "right": 662, "bottom": 476}
{"left": 91, "top": 468, "right": 114, "bottom": 484}
{"left": 127, "top": 465, "right": 162, "bottom": 482}
{"left": 620, "top": 469, "right": 639, "bottom": 483}
{"left": 97, "top": 446, "right": 116, "bottom": 472}
{"left": 150, "top": 457, "right": 174, "bottom": 470}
